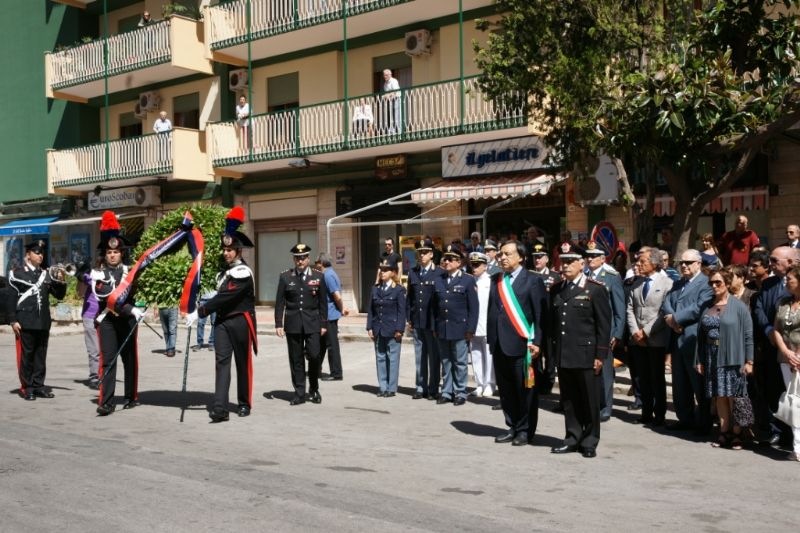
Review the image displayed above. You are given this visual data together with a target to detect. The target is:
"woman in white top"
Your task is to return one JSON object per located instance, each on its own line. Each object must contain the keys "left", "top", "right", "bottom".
{"left": 236, "top": 95, "right": 251, "bottom": 150}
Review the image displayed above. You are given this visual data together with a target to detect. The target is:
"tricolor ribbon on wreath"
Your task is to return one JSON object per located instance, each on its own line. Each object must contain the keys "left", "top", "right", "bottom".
{"left": 107, "top": 211, "right": 205, "bottom": 315}
{"left": 497, "top": 275, "right": 536, "bottom": 388}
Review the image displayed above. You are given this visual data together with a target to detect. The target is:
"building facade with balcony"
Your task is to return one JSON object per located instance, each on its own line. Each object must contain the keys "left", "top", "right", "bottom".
{"left": 1, "top": 0, "right": 796, "bottom": 309}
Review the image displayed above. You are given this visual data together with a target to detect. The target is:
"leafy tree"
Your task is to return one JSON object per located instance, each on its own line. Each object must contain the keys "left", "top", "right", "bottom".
{"left": 475, "top": 0, "right": 800, "bottom": 255}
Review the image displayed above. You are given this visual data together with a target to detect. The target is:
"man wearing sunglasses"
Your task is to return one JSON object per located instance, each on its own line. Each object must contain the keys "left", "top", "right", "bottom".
{"left": 661, "top": 249, "right": 714, "bottom": 432}
{"left": 8, "top": 240, "right": 66, "bottom": 401}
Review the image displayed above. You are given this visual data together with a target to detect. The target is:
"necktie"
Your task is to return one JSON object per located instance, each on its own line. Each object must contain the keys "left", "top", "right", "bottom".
{"left": 643, "top": 277, "right": 652, "bottom": 299}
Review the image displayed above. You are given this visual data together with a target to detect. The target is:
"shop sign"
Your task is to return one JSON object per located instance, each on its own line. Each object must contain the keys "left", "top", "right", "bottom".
{"left": 88, "top": 186, "right": 160, "bottom": 211}
{"left": 375, "top": 154, "right": 407, "bottom": 180}
{"left": 441, "top": 136, "right": 551, "bottom": 178}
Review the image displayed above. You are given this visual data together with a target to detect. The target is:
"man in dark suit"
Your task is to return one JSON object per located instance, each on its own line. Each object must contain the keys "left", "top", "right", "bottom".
{"left": 8, "top": 240, "right": 67, "bottom": 400}
{"left": 661, "top": 249, "right": 714, "bottom": 431}
{"left": 783, "top": 224, "right": 800, "bottom": 249}
{"left": 275, "top": 243, "right": 328, "bottom": 405}
{"left": 433, "top": 245, "right": 479, "bottom": 405}
{"left": 489, "top": 240, "right": 547, "bottom": 446}
{"left": 549, "top": 242, "right": 611, "bottom": 458}
{"left": 406, "top": 238, "right": 444, "bottom": 399}
{"left": 753, "top": 245, "right": 798, "bottom": 446}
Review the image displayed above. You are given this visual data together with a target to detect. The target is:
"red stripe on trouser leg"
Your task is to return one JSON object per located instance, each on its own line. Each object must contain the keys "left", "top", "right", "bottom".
{"left": 247, "top": 338, "right": 253, "bottom": 407}
{"left": 132, "top": 333, "right": 139, "bottom": 401}
{"left": 96, "top": 326, "right": 104, "bottom": 404}
{"left": 16, "top": 336, "right": 25, "bottom": 395}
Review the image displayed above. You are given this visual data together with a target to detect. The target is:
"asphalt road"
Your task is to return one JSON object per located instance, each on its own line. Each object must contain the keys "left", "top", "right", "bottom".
{"left": 0, "top": 328, "right": 794, "bottom": 532}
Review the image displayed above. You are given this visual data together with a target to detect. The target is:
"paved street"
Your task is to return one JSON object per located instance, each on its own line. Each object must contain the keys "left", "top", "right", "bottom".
{"left": 0, "top": 327, "right": 794, "bottom": 533}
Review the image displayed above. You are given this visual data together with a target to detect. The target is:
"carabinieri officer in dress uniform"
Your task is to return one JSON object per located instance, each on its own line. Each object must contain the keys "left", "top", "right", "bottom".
{"left": 186, "top": 207, "right": 257, "bottom": 422}
{"left": 549, "top": 242, "right": 612, "bottom": 458}
{"left": 93, "top": 211, "right": 145, "bottom": 415}
{"left": 275, "top": 243, "right": 328, "bottom": 405}
{"left": 433, "top": 244, "right": 479, "bottom": 405}
{"left": 9, "top": 239, "right": 67, "bottom": 400}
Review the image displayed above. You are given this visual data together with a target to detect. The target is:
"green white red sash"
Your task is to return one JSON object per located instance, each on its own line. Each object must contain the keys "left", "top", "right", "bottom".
{"left": 498, "top": 274, "right": 536, "bottom": 388}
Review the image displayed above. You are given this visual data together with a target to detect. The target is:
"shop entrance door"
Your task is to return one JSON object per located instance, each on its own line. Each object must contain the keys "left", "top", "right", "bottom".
{"left": 257, "top": 229, "right": 317, "bottom": 304}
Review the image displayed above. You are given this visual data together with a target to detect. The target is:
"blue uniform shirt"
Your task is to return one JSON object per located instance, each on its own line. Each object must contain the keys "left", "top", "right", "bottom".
{"left": 323, "top": 267, "right": 342, "bottom": 321}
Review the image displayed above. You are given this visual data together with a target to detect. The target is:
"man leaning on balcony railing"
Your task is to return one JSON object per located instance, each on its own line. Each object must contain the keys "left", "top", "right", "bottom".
{"left": 153, "top": 111, "right": 172, "bottom": 163}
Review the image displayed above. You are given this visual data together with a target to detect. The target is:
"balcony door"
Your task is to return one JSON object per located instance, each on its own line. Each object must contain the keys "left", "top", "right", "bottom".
{"left": 267, "top": 72, "right": 299, "bottom": 153}
{"left": 119, "top": 112, "right": 142, "bottom": 138}
{"left": 173, "top": 92, "right": 200, "bottom": 129}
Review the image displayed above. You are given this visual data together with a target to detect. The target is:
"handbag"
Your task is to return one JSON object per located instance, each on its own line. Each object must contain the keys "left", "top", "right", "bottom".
{"left": 775, "top": 370, "right": 800, "bottom": 429}
{"left": 732, "top": 374, "right": 754, "bottom": 428}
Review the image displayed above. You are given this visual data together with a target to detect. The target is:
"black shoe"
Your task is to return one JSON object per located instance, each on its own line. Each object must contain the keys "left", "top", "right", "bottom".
{"left": 321, "top": 376, "right": 342, "bottom": 381}
{"left": 385, "top": 392, "right": 396, "bottom": 398}
{"left": 122, "top": 399, "right": 140, "bottom": 410}
{"left": 492, "top": 403, "right": 503, "bottom": 410}
{"left": 627, "top": 400, "right": 643, "bottom": 411}
{"left": 495, "top": 432, "right": 515, "bottom": 444}
{"left": 412, "top": 392, "right": 424, "bottom": 399}
{"left": 23, "top": 392, "right": 36, "bottom": 401}
{"left": 308, "top": 391, "right": 322, "bottom": 404}
{"left": 209, "top": 408, "right": 229, "bottom": 422}
{"left": 436, "top": 396, "right": 451, "bottom": 404}
{"left": 96, "top": 403, "right": 115, "bottom": 416}
{"left": 512, "top": 433, "right": 529, "bottom": 446}
{"left": 191, "top": 344, "right": 202, "bottom": 352}
{"left": 635, "top": 417, "right": 653, "bottom": 425}
{"left": 237, "top": 406, "right": 251, "bottom": 417}
{"left": 600, "top": 414, "right": 611, "bottom": 423}
{"left": 427, "top": 393, "right": 439, "bottom": 401}
{"left": 651, "top": 417, "right": 665, "bottom": 427}
{"left": 453, "top": 397, "right": 466, "bottom": 406}
{"left": 377, "top": 391, "right": 386, "bottom": 398}
{"left": 89, "top": 380, "right": 100, "bottom": 390}
{"left": 289, "top": 396, "right": 306, "bottom": 406}
{"left": 551, "top": 444, "right": 578, "bottom": 454}
{"left": 33, "top": 389, "right": 55, "bottom": 399}
{"left": 552, "top": 403, "right": 565, "bottom": 413}
{"left": 580, "top": 448, "right": 597, "bottom": 458}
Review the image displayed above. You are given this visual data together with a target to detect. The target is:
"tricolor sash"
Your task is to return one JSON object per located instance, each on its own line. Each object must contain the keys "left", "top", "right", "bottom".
{"left": 497, "top": 274, "right": 536, "bottom": 388}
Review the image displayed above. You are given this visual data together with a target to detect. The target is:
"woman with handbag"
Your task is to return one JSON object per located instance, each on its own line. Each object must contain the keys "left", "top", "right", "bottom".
{"left": 695, "top": 269, "right": 754, "bottom": 450}
{"left": 770, "top": 265, "right": 800, "bottom": 461}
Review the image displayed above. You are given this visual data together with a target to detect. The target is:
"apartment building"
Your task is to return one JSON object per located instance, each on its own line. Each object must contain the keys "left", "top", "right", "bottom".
{"left": 1, "top": 0, "right": 796, "bottom": 310}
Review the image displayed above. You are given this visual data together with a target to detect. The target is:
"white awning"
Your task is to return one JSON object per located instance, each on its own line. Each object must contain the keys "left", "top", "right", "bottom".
{"left": 410, "top": 173, "right": 566, "bottom": 204}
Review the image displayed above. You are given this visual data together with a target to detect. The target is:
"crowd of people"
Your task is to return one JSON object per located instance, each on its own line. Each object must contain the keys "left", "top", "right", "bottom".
{"left": 4, "top": 211, "right": 799, "bottom": 461}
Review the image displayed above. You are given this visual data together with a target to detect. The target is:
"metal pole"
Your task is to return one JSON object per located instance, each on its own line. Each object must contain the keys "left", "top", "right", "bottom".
{"left": 103, "top": 0, "right": 109, "bottom": 182}
{"left": 247, "top": 0, "right": 253, "bottom": 161}
{"left": 179, "top": 325, "right": 193, "bottom": 423}
{"left": 343, "top": 1, "right": 349, "bottom": 150}
{"left": 458, "top": 0, "right": 464, "bottom": 133}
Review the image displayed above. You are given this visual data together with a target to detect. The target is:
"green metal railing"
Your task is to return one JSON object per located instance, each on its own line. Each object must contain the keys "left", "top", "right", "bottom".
{"left": 208, "top": 76, "right": 525, "bottom": 167}
{"left": 49, "top": 20, "right": 171, "bottom": 89}
{"left": 50, "top": 132, "right": 174, "bottom": 187}
{"left": 208, "top": 0, "right": 412, "bottom": 49}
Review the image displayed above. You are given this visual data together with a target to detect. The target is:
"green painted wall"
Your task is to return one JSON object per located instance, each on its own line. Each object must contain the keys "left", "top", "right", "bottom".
{"left": 0, "top": 1, "right": 98, "bottom": 204}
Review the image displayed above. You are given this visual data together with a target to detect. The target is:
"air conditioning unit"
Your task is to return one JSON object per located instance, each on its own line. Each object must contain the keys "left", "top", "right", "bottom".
{"left": 133, "top": 102, "right": 147, "bottom": 120}
{"left": 229, "top": 69, "right": 248, "bottom": 92}
{"left": 139, "top": 91, "right": 161, "bottom": 112}
{"left": 405, "top": 29, "right": 431, "bottom": 56}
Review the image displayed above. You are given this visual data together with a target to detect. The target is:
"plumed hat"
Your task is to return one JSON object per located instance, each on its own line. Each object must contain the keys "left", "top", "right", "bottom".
{"left": 221, "top": 206, "right": 254, "bottom": 249}
{"left": 97, "top": 210, "right": 130, "bottom": 251}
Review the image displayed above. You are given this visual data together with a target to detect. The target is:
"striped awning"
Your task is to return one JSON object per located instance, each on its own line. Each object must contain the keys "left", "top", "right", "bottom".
{"left": 411, "top": 173, "right": 566, "bottom": 204}
{"left": 638, "top": 186, "right": 769, "bottom": 217}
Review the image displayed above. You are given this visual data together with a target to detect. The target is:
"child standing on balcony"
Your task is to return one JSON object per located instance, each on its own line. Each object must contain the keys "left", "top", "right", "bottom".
{"left": 236, "top": 95, "right": 251, "bottom": 151}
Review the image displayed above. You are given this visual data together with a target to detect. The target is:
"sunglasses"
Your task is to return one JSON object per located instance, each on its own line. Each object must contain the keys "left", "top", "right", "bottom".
{"left": 769, "top": 257, "right": 780, "bottom": 263}
{"left": 708, "top": 279, "right": 724, "bottom": 287}
{"left": 678, "top": 260, "right": 698, "bottom": 266}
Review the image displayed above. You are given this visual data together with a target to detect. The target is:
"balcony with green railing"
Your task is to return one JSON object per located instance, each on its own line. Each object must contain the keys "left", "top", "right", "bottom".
{"left": 207, "top": 76, "right": 526, "bottom": 169}
{"left": 45, "top": 16, "right": 212, "bottom": 102}
{"left": 205, "top": 0, "right": 492, "bottom": 63}
{"left": 47, "top": 129, "right": 211, "bottom": 193}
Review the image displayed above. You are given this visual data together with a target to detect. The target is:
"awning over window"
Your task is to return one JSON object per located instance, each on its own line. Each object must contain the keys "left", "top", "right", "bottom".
{"left": 0, "top": 217, "right": 59, "bottom": 237}
{"left": 411, "top": 173, "right": 566, "bottom": 204}
{"left": 637, "top": 186, "right": 769, "bottom": 217}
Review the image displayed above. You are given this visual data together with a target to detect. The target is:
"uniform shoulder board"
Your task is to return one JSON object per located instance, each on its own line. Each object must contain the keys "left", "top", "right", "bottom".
{"left": 229, "top": 265, "right": 253, "bottom": 279}
{"left": 602, "top": 264, "right": 620, "bottom": 276}
{"left": 587, "top": 277, "right": 605, "bottom": 287}
{"left": 281, "top": 268, "right": 292, "bottom": 274}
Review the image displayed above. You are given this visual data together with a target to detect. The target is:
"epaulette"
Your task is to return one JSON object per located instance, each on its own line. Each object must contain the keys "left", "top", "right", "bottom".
{"left": 228, "top": 265, "right": 253, "bottom": 279}
{"left": 281, "top": 268, "right": 292, "bottom": 274}
{"left": 587, "top": 277, "right": 605, "bottom": 287}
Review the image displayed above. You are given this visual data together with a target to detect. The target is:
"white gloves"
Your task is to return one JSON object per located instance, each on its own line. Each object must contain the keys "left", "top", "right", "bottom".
{"left": 185, "top": 310, "right": 198, "bottom": 328}
{"left": 90, "top": 269, "right": 105, "bottom": 282}
{"left": 131, "top": 307, "right": 145, "bottom": 320}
